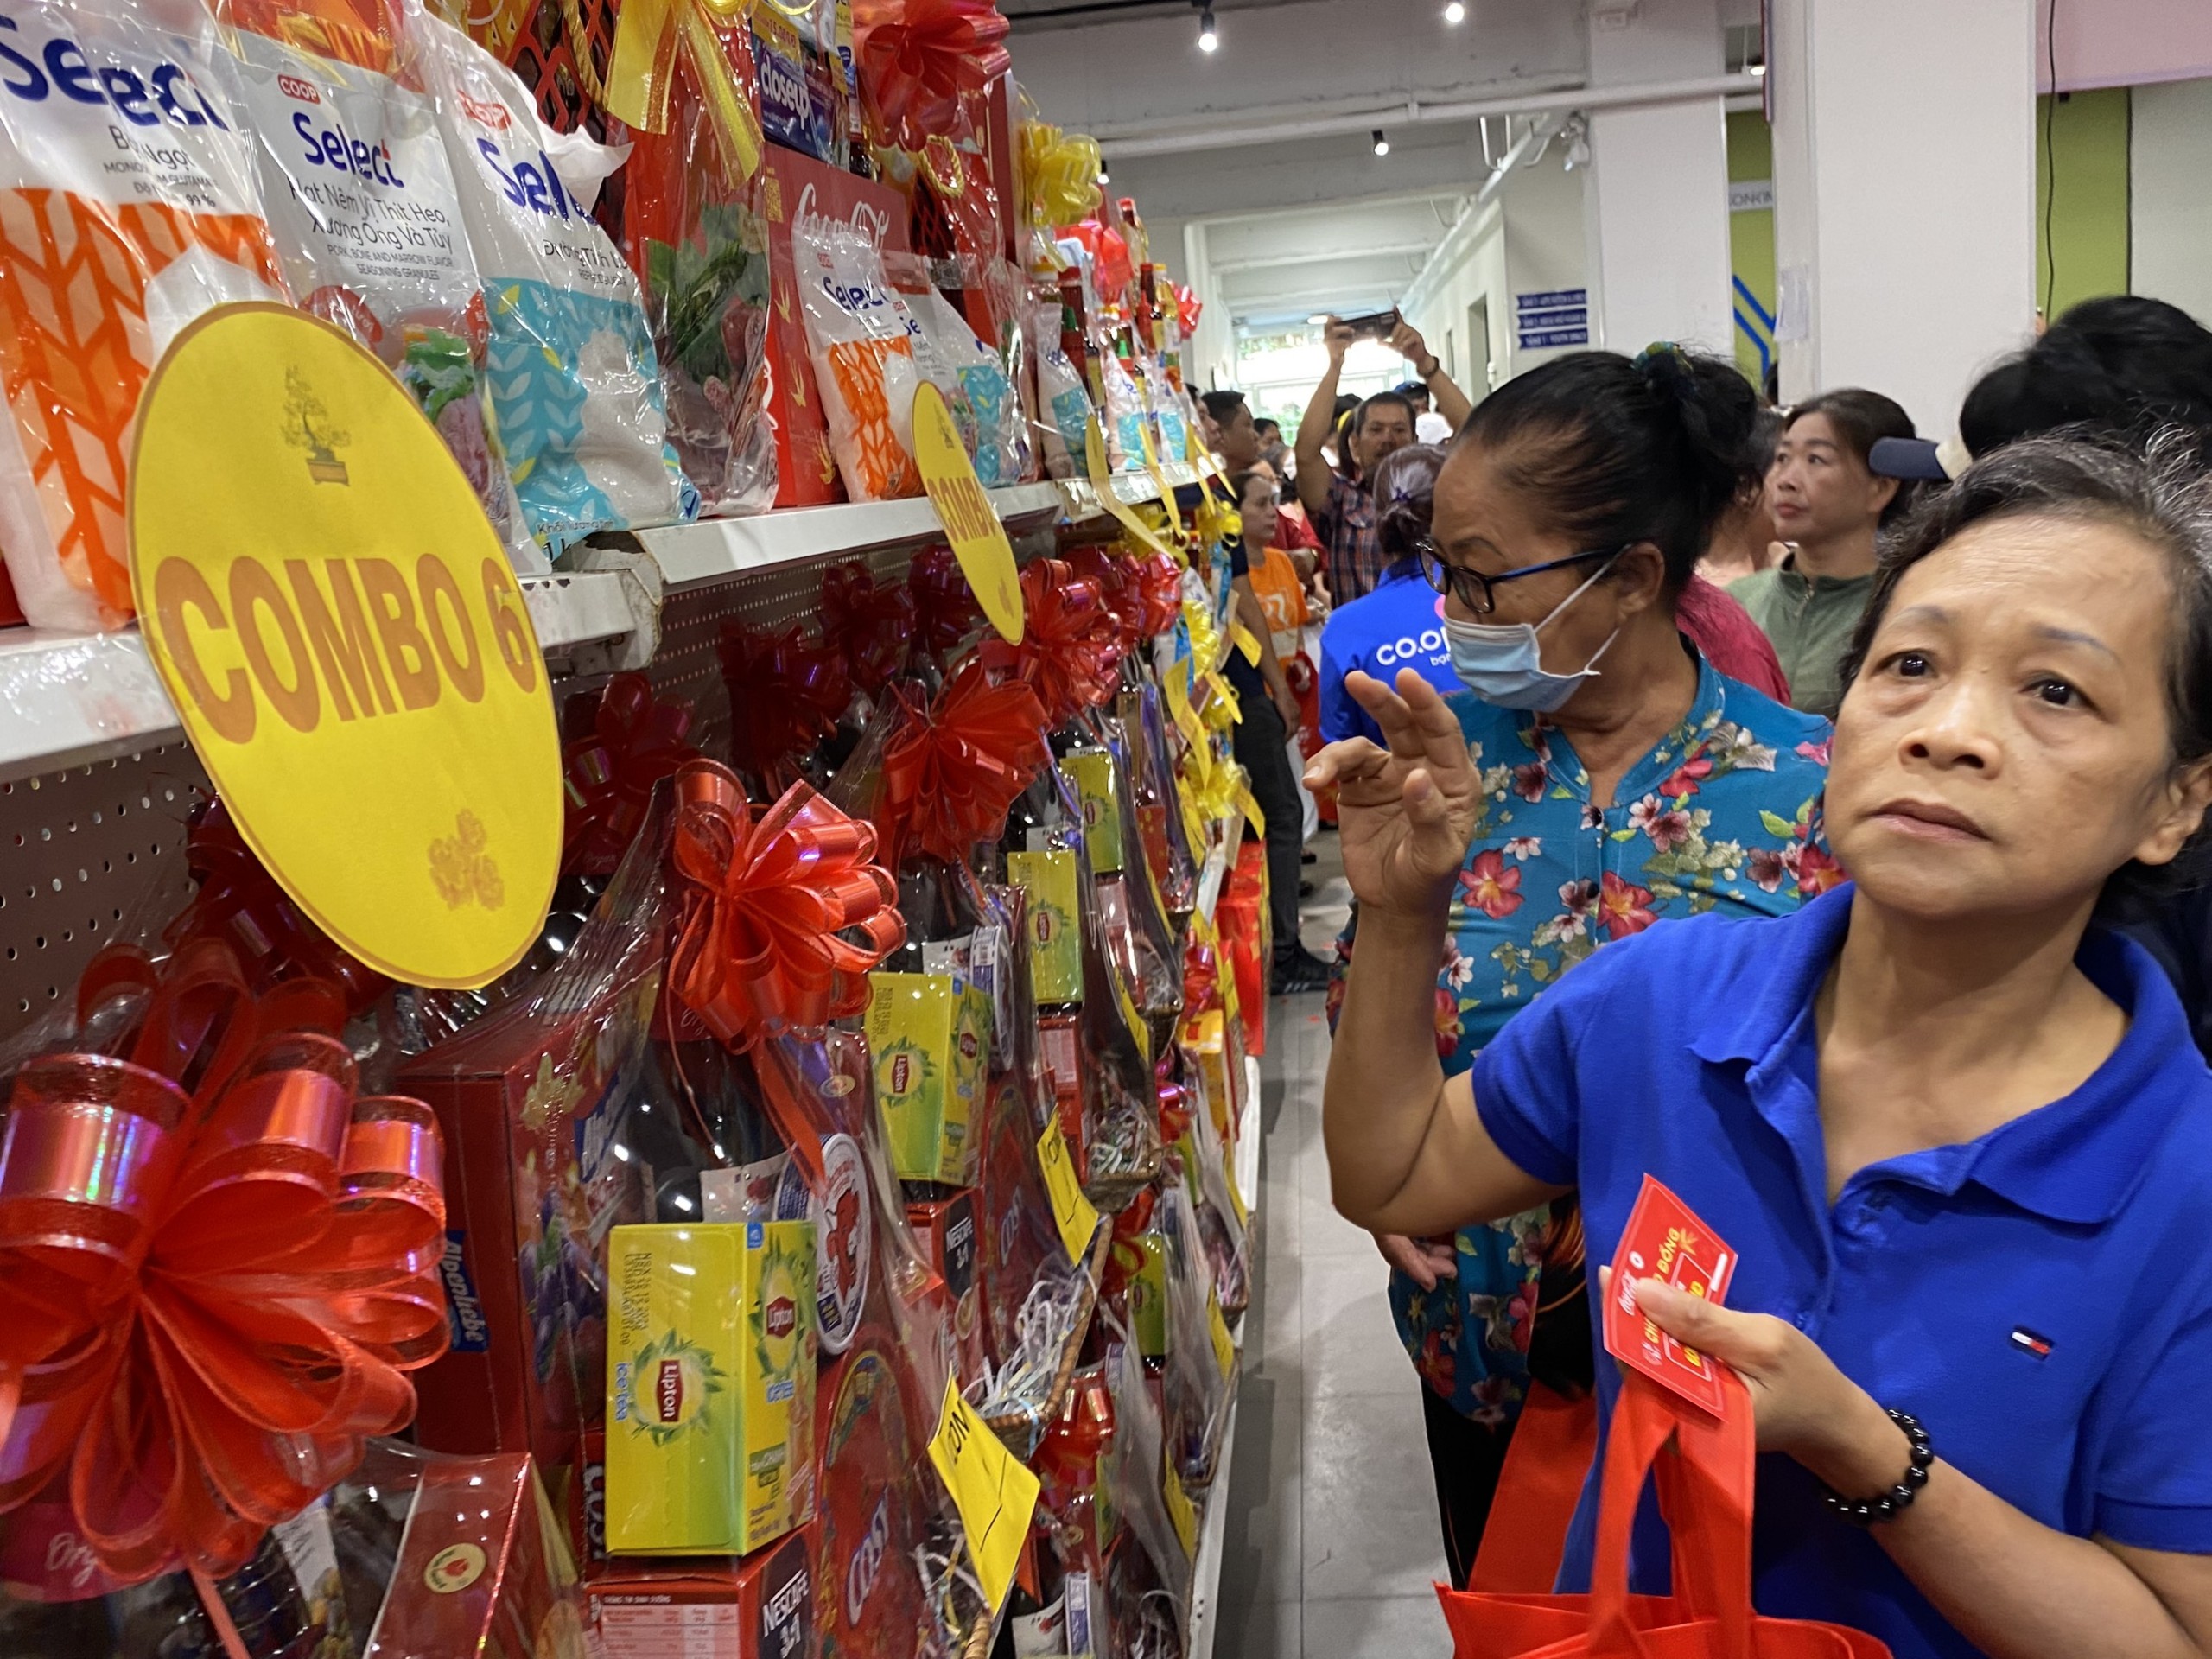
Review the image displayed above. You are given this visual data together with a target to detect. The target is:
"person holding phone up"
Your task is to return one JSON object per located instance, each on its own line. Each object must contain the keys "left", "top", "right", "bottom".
{"left": 1296, "top": 313, "right": 1475, "bottom": 604}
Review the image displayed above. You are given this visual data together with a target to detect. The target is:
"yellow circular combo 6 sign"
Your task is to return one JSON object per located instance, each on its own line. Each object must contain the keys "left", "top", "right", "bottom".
{"left": 128, "top": 305, "right": 562, "bottom": 989}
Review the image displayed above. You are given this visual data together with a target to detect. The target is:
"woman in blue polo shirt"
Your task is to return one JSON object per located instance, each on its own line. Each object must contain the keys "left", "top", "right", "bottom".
{"left": 1313, "top": 432, "right": 2212, "bottom": 1659}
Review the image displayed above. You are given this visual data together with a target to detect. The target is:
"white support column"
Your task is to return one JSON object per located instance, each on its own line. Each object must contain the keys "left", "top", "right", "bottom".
{"left": 1581, "top": 0, "right": 1733, "bottom": 356}
{"left": 1182, "top": 220, "right": 1236, "bottom": 392}
{"left": 1770, "top": 0, "right": 2036, "bottom": 436}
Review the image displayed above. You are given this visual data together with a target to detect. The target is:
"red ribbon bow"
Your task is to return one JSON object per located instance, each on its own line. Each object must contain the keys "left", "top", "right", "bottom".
{"left": 982, "top": 559, "right": 1126, "bottom": 728}
{"left": 667, "top": 760, "right": 906, "bottom": 1056}
{"left": 909, "top": 545, "right": 983, "bottom": 665}
{"left": 160, "top": 800, "right": 387, "bottom": 1015}
{"left": 877, "top": 659, "right": 1051, "bottom": 866}
{"left": 820, "top": 562, "right": 918, "bottom": 696}
{"left": 718, "top": 623, "right": 854, "bottom": 788}
{"left": 563, "top": 673, "right": 699, "bottom": 878}
{"left": 1133, "top": 552, "right": 1185, "bottom": 639}
{"left": 855, "top": 0, "right": 1011, "bottom": 151}
{"left": 0, "top": 941, "right": 446, "bottom": 1599}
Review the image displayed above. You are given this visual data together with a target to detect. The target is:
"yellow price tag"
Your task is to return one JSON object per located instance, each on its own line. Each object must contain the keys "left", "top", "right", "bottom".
{"left": 1206, "top": 1289, "right": 1236, "bottom": 1380}
{"left": 927, "top": 1376, "right": 1040, "bottom": 1614}
{"left": 1230, "top": 620, "right": 1262, "bottom": 666}
{"left": 129, "top": 305, "right": 560, "bottom": 989}
{"left": 1037, "top": 1117, "right": 1101, "bottom": 1266}
{"left": 1234, "top": 780, "right": 1265, "bottom": 838}
{"left": 1163, "top": 1458, "right": 1198, "bottom": 1560}
{"left": 1162, "top": 665, "right": 1204, "bottom": 750}
{"left": 1085, "top": 417, "right": 1177, "bottom": 558}
{"left": 914, "top": 382, "right": 1024, "bottom": 645}
{"left": 1135, "top": 416, "right": 1180, "bottom": 529}
{"left": 1113, "top": 962, "right": 1153, "bottom": 1065}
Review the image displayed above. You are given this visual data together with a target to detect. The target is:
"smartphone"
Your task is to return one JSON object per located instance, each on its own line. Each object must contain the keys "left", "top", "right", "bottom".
{"left": 1338, "top": 308, "right": 1402, "bottom": 341}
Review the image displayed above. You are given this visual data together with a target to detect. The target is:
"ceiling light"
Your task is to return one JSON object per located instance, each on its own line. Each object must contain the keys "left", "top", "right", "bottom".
{"left": 1197, "top": 6, "right": 1217, "bottom": 51}
{"left": 1372, "top": 128, "right": 1390, "bottom": 156}
{"left": 1096, "top": 161, "right": 1110, "bottom": 183}
{"left": 1749, "top": 60, "right": 1766, "bottom": 77}
{"left": 1306, "top": 314, "right": 1331, "bottom": 326}
{"left": 1443, "top": 1, "right": 1466, "bottom": 21}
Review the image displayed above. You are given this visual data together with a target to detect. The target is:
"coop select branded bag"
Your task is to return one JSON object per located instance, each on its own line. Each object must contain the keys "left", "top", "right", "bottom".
{"left": 795, "top": 219, "right": 920, "bottom": 503}
{"left": 0, "top": 0, "right": 288, "bottom": 632}
{"left": 417, "top": 9, "right": 689, "bottom": 550}
{"left": 222, "top": 11, "right": 536, "bottom": 563}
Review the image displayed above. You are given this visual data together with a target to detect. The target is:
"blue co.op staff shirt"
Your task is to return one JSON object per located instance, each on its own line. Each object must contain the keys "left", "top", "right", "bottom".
{"left": 1473, "top": 884, "right": 2212, "bottom": 1659}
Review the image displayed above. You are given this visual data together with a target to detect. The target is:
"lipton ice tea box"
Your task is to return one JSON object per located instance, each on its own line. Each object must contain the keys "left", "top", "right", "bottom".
{"left": 605, "top": 1220, "right": 817, "bottom": 1556}
{"left": 0, "top": 1, "right": 288, "bottom": 631}
{"left": 864, "top": 970, "right": 988, "bottom": 1185}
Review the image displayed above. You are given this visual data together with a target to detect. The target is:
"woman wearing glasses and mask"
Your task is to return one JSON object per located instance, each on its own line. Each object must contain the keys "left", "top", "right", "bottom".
{"left": 1346, "top": 345, "right": 1834, "bottom": 1590}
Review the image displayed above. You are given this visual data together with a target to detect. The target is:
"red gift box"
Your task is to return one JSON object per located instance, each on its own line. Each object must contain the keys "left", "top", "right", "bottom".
{"left": 587, "top": 1528, "right": 815, "bottom": 1659}
{"left": 758, "top": 141, "right": 911, "bottom": 506}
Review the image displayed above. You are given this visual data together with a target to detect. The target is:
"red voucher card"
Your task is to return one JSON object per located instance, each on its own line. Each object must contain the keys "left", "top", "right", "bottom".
{"left": 1603, "top": 1175, "right": 1738, "bottom": 1417}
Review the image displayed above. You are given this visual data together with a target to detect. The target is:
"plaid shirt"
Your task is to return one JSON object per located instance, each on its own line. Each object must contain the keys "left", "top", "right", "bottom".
{"left": 1315, "top": 469, "right": 1384, "bottom": 601}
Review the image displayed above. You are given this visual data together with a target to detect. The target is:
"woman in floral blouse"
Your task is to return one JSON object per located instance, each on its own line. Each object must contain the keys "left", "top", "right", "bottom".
{"left": 1326, "top": 345, "right": 1837, "bottom": 1588}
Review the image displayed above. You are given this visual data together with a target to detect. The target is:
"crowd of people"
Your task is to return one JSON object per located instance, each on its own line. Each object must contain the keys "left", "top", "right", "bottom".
{"left": 1207, "top": 294, "right": 2212, "bottom": 1659}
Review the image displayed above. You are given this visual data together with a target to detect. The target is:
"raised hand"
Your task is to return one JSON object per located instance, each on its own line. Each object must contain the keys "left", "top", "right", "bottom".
{"left": 1303, "top": 668, "right": 1482, "bottom": 919}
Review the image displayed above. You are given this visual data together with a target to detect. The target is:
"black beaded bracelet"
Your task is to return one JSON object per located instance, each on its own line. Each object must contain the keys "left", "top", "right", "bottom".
{"left": 1820, "top": 1408, "right": 1935, "bottom": 1527}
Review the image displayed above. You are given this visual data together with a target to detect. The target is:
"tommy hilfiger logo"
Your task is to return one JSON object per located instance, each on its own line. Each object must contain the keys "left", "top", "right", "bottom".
{"left": 2011, "top": 1327, "right": 2054, "bottom": 1359}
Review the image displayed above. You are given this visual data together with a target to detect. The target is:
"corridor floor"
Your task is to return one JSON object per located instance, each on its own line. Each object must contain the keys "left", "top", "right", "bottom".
{"left": 1211, "top": 835, "right": 1454, "bottom": 1656}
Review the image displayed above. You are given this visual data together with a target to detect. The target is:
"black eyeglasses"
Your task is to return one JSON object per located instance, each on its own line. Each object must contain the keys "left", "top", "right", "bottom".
{"left": 1413, "top": 538, "right": 1625, "bottom": 615}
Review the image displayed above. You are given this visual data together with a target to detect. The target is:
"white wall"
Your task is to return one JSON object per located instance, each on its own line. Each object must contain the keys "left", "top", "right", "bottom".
{"left": 1770, "top": 0, "right": 2038, "bottom": 436}
{"left": 1399, "top": 197, "right": 1508, "bottom": 399}
{"left": 1502, "top": 147, "right": 1590, "bottom": 376}
{"left": 2132, "top": 78, "right": 2212, "bottom": 327}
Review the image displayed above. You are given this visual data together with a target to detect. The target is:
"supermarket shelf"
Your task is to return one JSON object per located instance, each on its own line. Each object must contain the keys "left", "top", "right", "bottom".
{"left": 0, "top": 570, "right": 639, "bottom": 786}
{"left": 1188, "top": 1066, "right": 1263, "bottom": 1659}
{"left": 637, "top": 483, "right": 1067, "bottom": 589}
{"left": 1056, "top": 459, "right": 1199, "bottom": 525}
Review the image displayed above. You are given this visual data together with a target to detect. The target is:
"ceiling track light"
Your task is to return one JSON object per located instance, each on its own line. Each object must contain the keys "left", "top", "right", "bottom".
{"left": 1371, "top": 128, "right": 1390, "bottom": 156}
{"left": 1443, "top": 0, "right": 1466, "bottom": 22}
{"left": 1197, "top": 4, "right": 1217, "bottom": 51}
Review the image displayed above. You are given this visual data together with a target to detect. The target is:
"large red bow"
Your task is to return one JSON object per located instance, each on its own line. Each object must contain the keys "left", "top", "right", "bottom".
{"left": 820, "top": 562, "right": 918, "bottom": 696}
{"left": 1132, "top": 552, "right": 1185, "bottom": 639}
{"left": 667, "top": 761, "right": 906, "bottom": 1054}
{"left": 563, "top": 673, "right": 699, "bottom": 877}
{"left": 0, "top": 942, "right": 446, "bottom": 1601}
{"left": 982, "top": 559, "right": 1126, "bottom": 728}
{"left": 160, "top": 800, "right": 387, "bottom": 1015}
{"left": 855, "top": 0, "right": 1010, "bottom": 151}
{"left": 718, "top": 623, "right": 853, "bottom": 788}
{"left": 877, "top": 660, "right": 1051, "bottom": 866}
{"left": 909, "top": 544, "right": 982, "bottom": 665}
{"left": 1067, "top": 547, "right": 1144, "bottom": 657}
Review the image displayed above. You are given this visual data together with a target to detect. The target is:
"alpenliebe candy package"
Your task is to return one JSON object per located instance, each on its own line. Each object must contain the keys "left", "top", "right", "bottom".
{"left": 0, "top": 0, "right": 288, "bottom": 632}
{"left": 587, "top": 1528, "right": 814, "bottom": 1659}
{"left": 604, "top": 1219, "right": 818, "bottom": 1557}
{"left": 418, "top": 8, "right": 691, "bottom": 550}
{"left": 218, "top": 0, "right": 537, "bottom": 565}
{"left": 620, "top": 31, "right": 779, "bottom": 518}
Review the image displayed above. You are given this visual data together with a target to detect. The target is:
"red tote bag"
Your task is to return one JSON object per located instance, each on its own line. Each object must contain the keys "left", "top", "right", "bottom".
{"left": 1438, "top": 1369, "right": 1893, "bottom": 1659}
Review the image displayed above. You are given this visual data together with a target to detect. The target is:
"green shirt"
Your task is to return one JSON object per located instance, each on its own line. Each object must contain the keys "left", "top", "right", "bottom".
{"left": 1730, "top": 558, "right": 1875, "bottom": 718}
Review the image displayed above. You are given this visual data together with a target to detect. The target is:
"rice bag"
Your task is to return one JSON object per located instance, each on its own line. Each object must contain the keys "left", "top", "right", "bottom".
{"left": 0, "top": 0, "right": 288, "bottom": 632}
{"left": 416, "top": 8, "right": 690, "bottom": 548}
{"left": 796, "top": 221, "right": 920, "bottom": 502}
{"left": 623, "top": 35, "right": 778, "bottom": 518}
{"left": 219, "top": 1, "right": 535, "bottom": 563}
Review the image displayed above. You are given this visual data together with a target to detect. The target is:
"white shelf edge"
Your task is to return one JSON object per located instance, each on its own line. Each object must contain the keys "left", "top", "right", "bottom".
{"left": 0, "top": 570, "right": 636, "bottom": 786}
{"left": 638, "top": 482, "right": 1066, "bottom": 590}
{"left": 1189, "top": 1061, "right": 1263, "bottom": 1659}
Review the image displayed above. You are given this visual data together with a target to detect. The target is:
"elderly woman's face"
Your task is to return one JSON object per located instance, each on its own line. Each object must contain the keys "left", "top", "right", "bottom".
{"left": 1827, "top": 512, "right": 2210, "bottom": 921}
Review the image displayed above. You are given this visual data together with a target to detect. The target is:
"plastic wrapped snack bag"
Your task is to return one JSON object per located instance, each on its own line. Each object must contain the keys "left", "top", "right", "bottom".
{"left": 1028, "top": 299, "right": 1089, "bottom": 480}
{"left": 219, "top": 0, "right": 540, "bottom": 569}
{"left": 416, "top": 8, "right": 690, "bottom": 550}
{"left": 912, "top": 282, "right": 1022, "bottom": 487}
{"left": 0, "top": 0, "right": 288, "bottom": 632}
{"left": 796, "top": 220, "right": 921, "bottom": 501}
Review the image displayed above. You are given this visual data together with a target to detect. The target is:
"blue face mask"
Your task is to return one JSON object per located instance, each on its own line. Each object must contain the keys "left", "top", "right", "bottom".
{"left": 1442, "top": 554, "right": 1623, "bottom": 712}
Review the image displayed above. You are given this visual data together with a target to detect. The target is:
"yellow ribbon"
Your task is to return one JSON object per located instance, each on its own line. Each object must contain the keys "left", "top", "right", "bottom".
{"left": 602, "top": 0, "right": 779, "bottom": 184}
{"left": 1018, "top": 112, "right": 1103, "bottom": 230}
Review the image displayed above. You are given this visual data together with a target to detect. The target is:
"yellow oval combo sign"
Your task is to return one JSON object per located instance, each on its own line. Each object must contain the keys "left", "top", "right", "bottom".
{"left": 128, "top": 305, "right": 561, "bottom": 989}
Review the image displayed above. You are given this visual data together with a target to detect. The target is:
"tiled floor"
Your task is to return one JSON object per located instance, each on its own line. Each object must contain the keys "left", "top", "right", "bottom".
{"left": 1209, "top": 836, "right": 1453, "bottom": 1657}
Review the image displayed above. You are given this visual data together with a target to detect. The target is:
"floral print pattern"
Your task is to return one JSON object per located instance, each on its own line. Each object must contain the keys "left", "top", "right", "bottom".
{"left": 1333, "top": 657, "right": 1834, "bottom": 1420}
